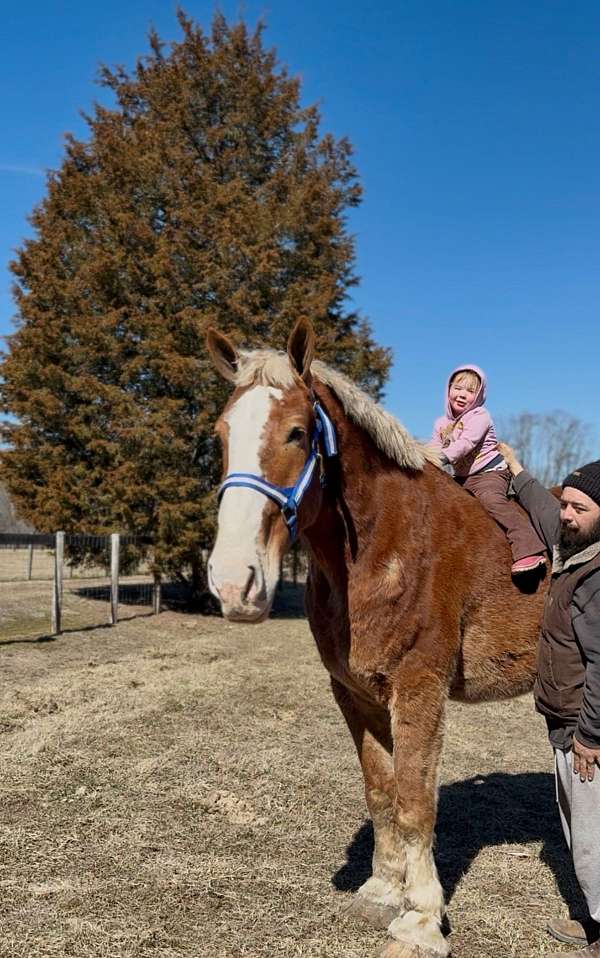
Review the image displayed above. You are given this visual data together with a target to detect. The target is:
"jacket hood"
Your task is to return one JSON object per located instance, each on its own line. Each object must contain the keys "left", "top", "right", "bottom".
{"left": 445, "top": 364, "right": 487, "bottom": 418}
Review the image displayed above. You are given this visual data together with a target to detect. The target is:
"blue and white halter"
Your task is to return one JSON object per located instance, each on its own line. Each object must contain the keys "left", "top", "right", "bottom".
{"left": 218, "top": 400, "right": 338, "bottom": 543}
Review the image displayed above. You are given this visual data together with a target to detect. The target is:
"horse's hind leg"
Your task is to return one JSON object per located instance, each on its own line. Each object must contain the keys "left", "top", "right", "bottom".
{"left": 330, "top": 679, "right": 405, "bottom": 929}
{"left": 384, "top": 650, "right": 449, "bottom": 958}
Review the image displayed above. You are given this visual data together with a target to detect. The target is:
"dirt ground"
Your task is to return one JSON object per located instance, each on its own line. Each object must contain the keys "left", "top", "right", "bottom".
{"left": 0, "top": 584, "right": 583, "bottom": 958}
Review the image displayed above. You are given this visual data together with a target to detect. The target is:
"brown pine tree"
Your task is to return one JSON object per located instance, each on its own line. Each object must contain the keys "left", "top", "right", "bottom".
{"left": 0, "top": 11, "right": 391, "bottom": 589}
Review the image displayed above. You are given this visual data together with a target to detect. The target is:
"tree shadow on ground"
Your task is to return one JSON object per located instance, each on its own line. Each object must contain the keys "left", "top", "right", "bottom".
{"left": 73, "top": 582, "right": 164, "bottom": 607}
{"left": 333, "top": 771, "right": 585, "bottom": 916}
{"left": 71, "top": 580, "right": 307, "bottom": 618}
{"left": 271, "top": 582, "right": 306, "bottom": 618}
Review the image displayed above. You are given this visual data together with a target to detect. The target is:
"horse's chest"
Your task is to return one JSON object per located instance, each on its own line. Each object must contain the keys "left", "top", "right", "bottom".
{"left": 307, "top": 599, "right": 392, "bottom": 703}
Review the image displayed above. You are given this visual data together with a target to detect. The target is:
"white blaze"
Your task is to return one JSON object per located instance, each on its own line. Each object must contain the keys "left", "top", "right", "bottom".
{"left": 208, "top": 386, "right": 283, "bottom": 617}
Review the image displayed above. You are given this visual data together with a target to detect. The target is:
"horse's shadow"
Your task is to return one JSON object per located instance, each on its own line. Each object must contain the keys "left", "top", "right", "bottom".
{"left": 333, "top": 771, "right": 584, "bottom": 916}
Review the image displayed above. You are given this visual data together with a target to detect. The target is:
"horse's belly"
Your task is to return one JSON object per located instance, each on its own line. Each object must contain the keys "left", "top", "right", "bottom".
{"left": 451, "top": 622, "right": 537, "bottom": 702}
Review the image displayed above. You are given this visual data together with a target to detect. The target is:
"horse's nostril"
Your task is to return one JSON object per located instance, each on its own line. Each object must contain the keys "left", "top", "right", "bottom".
{"left": 242, "top": 565, "right": 256, "bottom": 602}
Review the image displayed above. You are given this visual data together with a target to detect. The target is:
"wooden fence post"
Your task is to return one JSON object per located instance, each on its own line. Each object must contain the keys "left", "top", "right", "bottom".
{"left": 26, "top": 543, "right": 33, "bottom": 580}
{"left": 152, "top": 573, "right": 162, "bottom": 615}
{"left": 51, "top": 531, "right": 64, "bottom": 635}
{"left": 110, "top": 533, "right": 120, "bottom": 625}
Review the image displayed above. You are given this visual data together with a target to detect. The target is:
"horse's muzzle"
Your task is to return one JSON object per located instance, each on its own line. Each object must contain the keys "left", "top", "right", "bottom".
{"left": 207, "top": 560, "right": 271, "bottom": 622}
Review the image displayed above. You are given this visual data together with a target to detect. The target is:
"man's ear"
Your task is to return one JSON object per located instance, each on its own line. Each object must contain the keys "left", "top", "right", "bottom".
{"left": 206, "top": 328, "right": 239, "bottom": 382}
{"left": 287, "top": 318, "right": 315, "bottom": 386}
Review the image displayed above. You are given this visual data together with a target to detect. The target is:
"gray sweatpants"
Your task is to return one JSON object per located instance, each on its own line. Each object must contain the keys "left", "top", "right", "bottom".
{"left": 555, "top": 748, "right": 600, "bottom": 922}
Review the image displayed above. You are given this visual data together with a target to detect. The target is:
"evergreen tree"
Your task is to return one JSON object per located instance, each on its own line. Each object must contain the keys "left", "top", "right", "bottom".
{"left": 0, "top": 11, "right": 391, "bottom": 587}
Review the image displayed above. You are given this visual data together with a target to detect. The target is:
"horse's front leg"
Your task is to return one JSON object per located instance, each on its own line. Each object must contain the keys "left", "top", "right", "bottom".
{"left": 330, "top": 679, "right": 406, "bottom": 929}
{"left": 382, "top": 648, "right": 451, "bottom": 958}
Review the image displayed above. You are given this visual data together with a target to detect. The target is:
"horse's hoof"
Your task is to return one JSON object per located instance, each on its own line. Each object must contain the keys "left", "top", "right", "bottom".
{"left": 377, "top": 942, "right": 425, "bottom": 958}
{"left": 343, "top": 894, "right": 400, "bottom": 929}
{"left": 377, "top": 943, "right": 448, "bottom": 958}
{"left": 387, "top": 911, "right": 449, "bottom": 957}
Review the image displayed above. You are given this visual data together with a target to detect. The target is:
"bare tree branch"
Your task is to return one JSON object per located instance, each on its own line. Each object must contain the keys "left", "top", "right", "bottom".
{"left": 499, "top": 410, "right": 591, "bottom": 487}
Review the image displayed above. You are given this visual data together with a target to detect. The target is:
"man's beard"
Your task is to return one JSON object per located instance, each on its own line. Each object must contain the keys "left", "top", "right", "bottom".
{"left": 559, "top": 516, "right": 600, "bottom": 562}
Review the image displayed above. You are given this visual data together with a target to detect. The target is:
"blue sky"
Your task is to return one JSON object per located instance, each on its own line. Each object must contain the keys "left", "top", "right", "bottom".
{"left": 1, "top": 1, "right": 598, "bottom": 444}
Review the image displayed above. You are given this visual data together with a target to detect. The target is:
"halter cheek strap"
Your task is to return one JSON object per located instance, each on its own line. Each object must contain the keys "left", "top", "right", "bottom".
{"left": 218, "top": 401, "right": 337, "bottom": 543}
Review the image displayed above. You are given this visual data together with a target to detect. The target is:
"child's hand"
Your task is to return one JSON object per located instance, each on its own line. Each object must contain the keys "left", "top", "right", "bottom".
{"left": 498, "top": 442, "right": 524, "bottom": 476}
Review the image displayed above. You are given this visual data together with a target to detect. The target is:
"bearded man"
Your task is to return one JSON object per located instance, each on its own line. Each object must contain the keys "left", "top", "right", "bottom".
{"left": 499, "top": 447, "right": 600, "bottom": 956}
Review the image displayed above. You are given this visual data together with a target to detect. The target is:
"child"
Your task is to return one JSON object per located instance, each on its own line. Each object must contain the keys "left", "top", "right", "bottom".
{"left": 430, "top": 365, "right": 546, "bottom": 575}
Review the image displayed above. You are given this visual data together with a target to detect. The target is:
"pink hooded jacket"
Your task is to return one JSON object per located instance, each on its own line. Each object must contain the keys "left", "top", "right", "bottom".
{"left": 429, "top": 365, "right": 504, "bottom": 478}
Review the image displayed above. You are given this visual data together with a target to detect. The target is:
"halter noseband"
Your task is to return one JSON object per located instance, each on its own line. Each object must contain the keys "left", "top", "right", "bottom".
{"left": 218, "top": 400, "right": 338, "bottom": 543}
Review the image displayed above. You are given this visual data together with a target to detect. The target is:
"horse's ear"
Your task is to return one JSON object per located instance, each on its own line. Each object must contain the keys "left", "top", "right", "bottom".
{"left": 206, "top": 327, "right": 239, "bottom": 383}
{"left": 287, "top": 318, "right": 315, "bottom": 386}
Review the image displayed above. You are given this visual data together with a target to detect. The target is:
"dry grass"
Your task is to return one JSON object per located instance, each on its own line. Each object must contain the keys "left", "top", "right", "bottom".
{"left": 0, "top": 587, "right": 582, "bottom": 958}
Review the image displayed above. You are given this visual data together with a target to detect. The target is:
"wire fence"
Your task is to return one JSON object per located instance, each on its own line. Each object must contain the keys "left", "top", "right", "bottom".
{"left": 0, "top": 532, "right": 159, "bottom": 642}
{"left": 0, "top": 533, "right": 309, "bottom": 642}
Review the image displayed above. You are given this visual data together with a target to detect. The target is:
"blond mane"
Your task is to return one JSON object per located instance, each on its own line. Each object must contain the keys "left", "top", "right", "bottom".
{"left": 234, "top": 349, "right": 438, "bottom": 471}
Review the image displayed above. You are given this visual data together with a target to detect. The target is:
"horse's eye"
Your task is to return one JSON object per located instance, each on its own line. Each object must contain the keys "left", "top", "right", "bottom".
{"left": 286, "top": 427, "right": 305, "bottom": 445}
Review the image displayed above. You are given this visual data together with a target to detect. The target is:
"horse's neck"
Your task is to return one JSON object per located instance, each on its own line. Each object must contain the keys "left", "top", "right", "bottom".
{"left": 302, "top": 392, "right": 547, "bottom": 626}
{"left": 302, "top": 396, "right": 429, "bottom": 582}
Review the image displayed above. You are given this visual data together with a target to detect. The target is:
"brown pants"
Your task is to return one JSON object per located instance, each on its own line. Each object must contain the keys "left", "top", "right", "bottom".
{"left": 459, "top": 468, "right": 545, "bottom": 562}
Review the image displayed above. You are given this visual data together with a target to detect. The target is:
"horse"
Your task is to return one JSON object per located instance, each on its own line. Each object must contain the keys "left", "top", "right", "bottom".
{"left": 206, "top": 318, "right": 547, "bottom": 957}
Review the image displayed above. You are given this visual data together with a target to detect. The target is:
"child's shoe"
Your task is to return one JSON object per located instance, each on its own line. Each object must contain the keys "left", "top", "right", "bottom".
{"left": 511, "top": 554, "right": 546, "bottom": 575}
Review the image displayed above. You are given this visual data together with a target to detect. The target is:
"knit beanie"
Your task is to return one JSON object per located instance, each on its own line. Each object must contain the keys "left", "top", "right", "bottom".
{"left": 562, "top": 460, "right": 600, "bottom": 508}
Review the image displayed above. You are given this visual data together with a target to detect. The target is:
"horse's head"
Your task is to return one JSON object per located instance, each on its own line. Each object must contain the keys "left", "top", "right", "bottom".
{"left": 206, "top": 319, "right": 329, "bottom": 622}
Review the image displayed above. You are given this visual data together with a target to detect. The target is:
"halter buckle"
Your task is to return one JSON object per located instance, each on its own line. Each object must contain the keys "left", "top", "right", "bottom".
{"left": 282, "top": 503, "right": 298, "bottom": 542}
{"left": 315, "top": 449, "right": 325, "bottom": 485}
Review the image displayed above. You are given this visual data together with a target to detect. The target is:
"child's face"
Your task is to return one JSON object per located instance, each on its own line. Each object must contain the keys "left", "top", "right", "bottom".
{"left": 449, "top": 376, "right": 479, "bottom": 416}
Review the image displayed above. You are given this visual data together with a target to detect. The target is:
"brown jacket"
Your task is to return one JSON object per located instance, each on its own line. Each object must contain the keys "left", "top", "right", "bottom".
{"left": 513, "top": 470, "right": 600, "bottom": 750}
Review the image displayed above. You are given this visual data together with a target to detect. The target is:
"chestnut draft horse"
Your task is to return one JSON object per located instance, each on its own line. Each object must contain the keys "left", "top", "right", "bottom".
{"left": 207, "top": 319, "right": 547, "bottom": 958}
